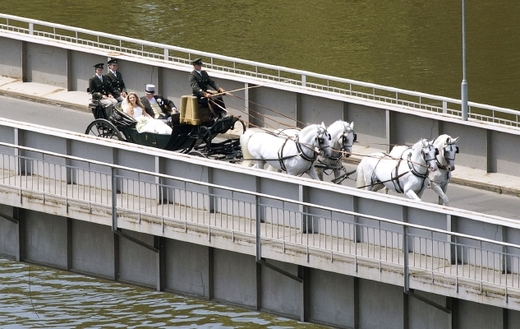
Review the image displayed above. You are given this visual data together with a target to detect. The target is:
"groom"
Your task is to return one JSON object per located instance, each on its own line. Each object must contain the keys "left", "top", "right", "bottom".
{"left": 140, "top": 84, "right": 178, "bottom": 120}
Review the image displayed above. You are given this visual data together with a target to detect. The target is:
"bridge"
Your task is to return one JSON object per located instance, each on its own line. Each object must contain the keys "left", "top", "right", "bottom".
{"left": 1, "top": 14, "right": 520, "bottom": 329}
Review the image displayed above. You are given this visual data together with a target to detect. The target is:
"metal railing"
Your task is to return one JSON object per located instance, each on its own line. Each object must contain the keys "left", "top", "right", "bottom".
{"left": 1, "top": 13, "right": 520, "bottom": 128}
{"left": 1, "top": 141, "right": 520, "bottom": 302}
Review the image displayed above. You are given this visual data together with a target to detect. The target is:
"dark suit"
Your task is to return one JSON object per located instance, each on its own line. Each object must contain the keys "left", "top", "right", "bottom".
{"left": 189, "top": 70, "right": 226, "bottom": 115}
{"left": 140, "top": 95, "right": 177, "bottom": 119}
{"left": 104, "top": 70, "right": 126, "bottom": 100}
{"left": 88, "top": 75, "right": 109, "bottom": 96}
{"left": 189, "top": 70, "right": 221, "bottom": 97}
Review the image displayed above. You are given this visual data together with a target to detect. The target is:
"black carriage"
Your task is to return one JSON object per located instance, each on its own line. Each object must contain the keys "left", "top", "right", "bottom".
{"left": 85, "top": 93, "right": 245, "bottom": 161}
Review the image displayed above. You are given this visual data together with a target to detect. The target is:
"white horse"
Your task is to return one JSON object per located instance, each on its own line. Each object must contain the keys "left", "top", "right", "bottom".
{"left": 240, "top": 122, "right": 332, "bottom": 179}
{"left": 388, "top": 135, "right": 459, "bottom": 205}
{"left": 273, "top": 121, "right": 356, "bottom": 183}
{"left": 315, "top": 120, "right": 356, "bottom": 183}
{"left": 428, "top": 134, "right": 460, "bottom": 205}
{"left": 356, "top": 138, "right": 439, "bottom": 201}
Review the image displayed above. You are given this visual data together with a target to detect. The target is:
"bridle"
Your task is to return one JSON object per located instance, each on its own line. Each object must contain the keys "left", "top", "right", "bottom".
{"left": 433, "top": 138, "right": 459, "bottom": 171}
{"left": 329, "top": 129, "right": 357, "bottom": 161}
{"left": 391, "top": 142, "right": 437, "bottom": 193}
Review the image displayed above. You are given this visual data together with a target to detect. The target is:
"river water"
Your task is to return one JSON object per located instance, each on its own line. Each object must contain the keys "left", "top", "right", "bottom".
{"left": 0, "top": 1, "right": 518, "bottom": 327}
{"left": 0, "top": 258, "right": 330, "bottom": 328}
{"left": 1, "top": 0, "right": 520, "bottom": 109}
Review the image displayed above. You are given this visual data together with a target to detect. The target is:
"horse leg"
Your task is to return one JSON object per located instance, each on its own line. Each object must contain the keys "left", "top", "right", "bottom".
{"left": 332, "top": 167, "right": 342, "bottom": 184}
{"left": 266, "top": 164, "right": 281, "bottom": 172}
{"left": 316, "top": 166, "right": 324, "bottom": 181}
{"left": 252, "top": 160, "right": 266, "bottom": 169}
{"left": 430, "top": 182, "right": 450, "bottom": 206}
{"left": 306, "top": 165, "right": 320, "bottom": 180}
{"left": 404, "top": 189, "right": 423, "bottom": 201}
{"left": 442, "top": 183, "right": 450, "bottom": 206}
{"left": 356, "top": 163, "right": 366, "bottom": 188}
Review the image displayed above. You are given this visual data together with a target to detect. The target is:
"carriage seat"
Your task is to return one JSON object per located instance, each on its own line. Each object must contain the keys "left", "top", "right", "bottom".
{"left": 180, "top": 95, "right": 212, "bottom": 125}
{"left": 111, "top": 105, "right": 137, "bottom": 128}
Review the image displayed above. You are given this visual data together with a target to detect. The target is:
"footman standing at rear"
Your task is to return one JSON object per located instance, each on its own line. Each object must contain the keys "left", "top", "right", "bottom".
{"left": 104, "top": 59, "right": 127, "bottom": 102}
{"left": 88, "top": 63, "right": 117, "bottom": 107}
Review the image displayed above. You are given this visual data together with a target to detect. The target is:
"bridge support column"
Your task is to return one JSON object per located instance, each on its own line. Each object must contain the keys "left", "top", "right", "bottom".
{"left": 299, "top": 265, "right": 310, "bottom": 323}
{"left": 113, "top": 232, "right": 120, "bottom": 281}
{"left": 154, "top": 236, "right": 166, "bottom": 292}
{"left": 11, "top": 207, "right": 24, "bottom": 262}
{"left": 66, "top": 218, "right": 72, "bottom": 271}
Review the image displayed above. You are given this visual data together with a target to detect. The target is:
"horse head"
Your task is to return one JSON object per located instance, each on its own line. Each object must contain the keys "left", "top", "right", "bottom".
{"left": 418, "top": 138, "right": 439, "bottom": 172}
{"left": 340, "top": 121, "right": 356, "bottom": 157}
{"left": 432, "top": 135, "right": 460, "bottom": 171}
{"left": 326, "top": 121, "right": 356, "bottom": 158}
{"left": 441, "top": 136, "right": 460, "bottom": 171}
{"left": 314, "top": 122, "right": 332, "bottom": 158}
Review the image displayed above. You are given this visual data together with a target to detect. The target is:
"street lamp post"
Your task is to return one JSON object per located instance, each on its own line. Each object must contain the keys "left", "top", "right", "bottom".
{"left": 461, "top": 0, "right": 468, "bottom": 120}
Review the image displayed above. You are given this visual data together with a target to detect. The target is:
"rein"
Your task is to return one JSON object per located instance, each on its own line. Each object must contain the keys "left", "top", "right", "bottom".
{"left": 359, "top": 146, "right": 433, "bottom": 192}
{"left": 277, "top": 135, "right": 319, "bottom": 172}
{"left": 320, "top": 131, "right": 353, "bottom": 165}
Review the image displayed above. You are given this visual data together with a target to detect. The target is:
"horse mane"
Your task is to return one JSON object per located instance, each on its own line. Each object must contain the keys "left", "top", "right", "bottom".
{"left": 412, "top": 138, "right": 430, "bottom": 150}
{"left": 327, "top": 120, "right": 353, "bottom": 136}
{"left": 433, "top": 134, "right": 459, "bottom": 147}
{"left": 299, "top": 122, "right": 323, "bottom": 136}
{"left": 433, "top": 134, "right": 450, "bottom": 145}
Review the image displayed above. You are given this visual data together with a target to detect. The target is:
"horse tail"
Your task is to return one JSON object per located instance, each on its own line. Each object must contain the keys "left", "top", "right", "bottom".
{"left": 240, "top": 129, "right": 255, "bottom": 167}
{"left": 356, "top": 160, "right": 366, "bottom": 188}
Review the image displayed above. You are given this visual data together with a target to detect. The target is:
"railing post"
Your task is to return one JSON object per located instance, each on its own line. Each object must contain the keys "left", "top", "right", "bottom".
{"left": 255, "top": 195, "right": 261, "bottom": 262}
{"left": 164, "top": 48, "right": 169, "bottom": 61}
{"left": 111, "top": 167, "right": 117, "bottom": 231}
{"left": 403, "top": 225, "right": 409, "bottom": 292}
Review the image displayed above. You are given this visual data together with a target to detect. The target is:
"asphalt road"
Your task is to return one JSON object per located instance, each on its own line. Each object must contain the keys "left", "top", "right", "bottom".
{"left": 0, "top": 95, "right": 519, "bottom": 221}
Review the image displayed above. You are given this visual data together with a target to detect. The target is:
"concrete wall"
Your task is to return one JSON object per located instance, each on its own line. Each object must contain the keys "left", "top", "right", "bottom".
{"left": 2, "top": 34, "right": 520, "bottom": 176}
{"left": 72, "top": 220, "right": 114, "bottom": 279}
{"left": 0, "top": 38, "right": 22, "bottom": 79}
{"left": 3, "top": 207, "right": 519, "bottom": 329}
{"left": 0, "top": 204, "right": 18, "bottom": 259}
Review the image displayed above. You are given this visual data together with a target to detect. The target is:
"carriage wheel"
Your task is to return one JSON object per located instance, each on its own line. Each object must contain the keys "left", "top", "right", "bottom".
{"left": 85, "top": 119, "right": 124, "bottom": 140}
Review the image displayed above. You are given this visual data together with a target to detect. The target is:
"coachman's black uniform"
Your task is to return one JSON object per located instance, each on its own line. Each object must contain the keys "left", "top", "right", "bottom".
{"left": 88, "top": 74, "right": 110, "bottom": 96}
{"left": 104, "top": 70, "right": 126, "bottom": 99}
{"left": 189, "top": 68, "right": 226, "bottom": 116}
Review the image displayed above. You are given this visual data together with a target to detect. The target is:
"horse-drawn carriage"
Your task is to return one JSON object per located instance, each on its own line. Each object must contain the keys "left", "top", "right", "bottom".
{"left": 85, "top": 93, "right": 246, "bottom": 161}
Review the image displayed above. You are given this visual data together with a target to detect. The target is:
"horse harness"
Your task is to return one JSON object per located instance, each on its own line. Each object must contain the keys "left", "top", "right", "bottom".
{"left": 277, "top": 131, "right": 328, "bottom": 172}
{"left": 433, "top": 137, "right": 459, "bottom": 181}
{"left": 370, "top": 146, "right": 434, "bottom": 194}
{"left": 316, "top": 130, "right": 356, "bottom": 171}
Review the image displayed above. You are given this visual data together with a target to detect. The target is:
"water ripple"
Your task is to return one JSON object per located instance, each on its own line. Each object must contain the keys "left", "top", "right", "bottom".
{"left": 0, "top": 258, "right": 330, "bottom": 328}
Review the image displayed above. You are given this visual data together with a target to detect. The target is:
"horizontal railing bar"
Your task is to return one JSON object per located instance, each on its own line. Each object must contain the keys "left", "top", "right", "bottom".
{"left": 4, "top": 148, "right": 520, "bottom": 251}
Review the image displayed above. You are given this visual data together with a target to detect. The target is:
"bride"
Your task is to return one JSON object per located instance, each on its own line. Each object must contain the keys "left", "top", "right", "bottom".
{"left": 124, "top": 92, "right": 172, "bottom": 134}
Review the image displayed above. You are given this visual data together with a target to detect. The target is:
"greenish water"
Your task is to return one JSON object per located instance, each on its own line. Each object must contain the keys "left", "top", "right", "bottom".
{"left": 0, "top": 0, "right": 519, "bottom": 109}
{"left": 0, "top": 258, "right": 331, "bottom": 328}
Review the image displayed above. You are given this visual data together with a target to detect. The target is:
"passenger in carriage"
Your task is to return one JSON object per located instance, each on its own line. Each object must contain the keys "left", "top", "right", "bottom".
{"left": 124, "top": 92, "right": 152, "bottom": 119}
{"left": 87, "top": 63, "right": 117, "bottom": 106}
{"left": 124, "top": 92, "right": 172, "bottom": 135}
{"left": 140, "top": 84, "right": 179, "bottom": 119}
{"left": 104, "top": 59, "right": 128, "bottom": 102}
{"left": 189, "top": 57, "right": 228, "bottom": 118}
